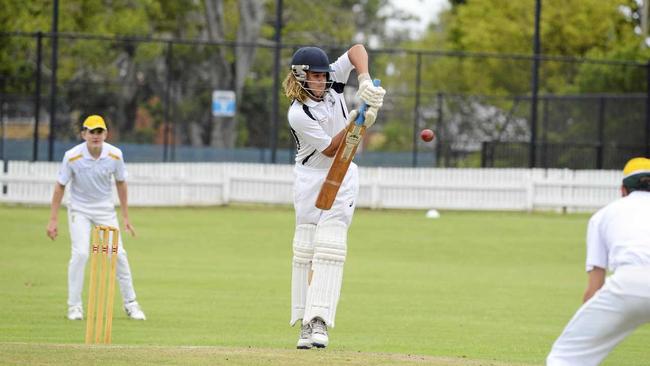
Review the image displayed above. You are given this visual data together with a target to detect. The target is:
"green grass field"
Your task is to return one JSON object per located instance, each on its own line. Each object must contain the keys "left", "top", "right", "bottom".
{"left": 1, "top": 205, "right": 649, "bottom": 365}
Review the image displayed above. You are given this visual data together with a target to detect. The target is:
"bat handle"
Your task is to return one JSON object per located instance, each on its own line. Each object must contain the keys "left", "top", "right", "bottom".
{"left": 355, "top": 79, "right": 381, "bottom": 126}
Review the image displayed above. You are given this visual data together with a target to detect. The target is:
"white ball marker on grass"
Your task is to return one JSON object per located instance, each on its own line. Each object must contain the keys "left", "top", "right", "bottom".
{"left": 425, "top": 209, "right": 440, "bottom": 219}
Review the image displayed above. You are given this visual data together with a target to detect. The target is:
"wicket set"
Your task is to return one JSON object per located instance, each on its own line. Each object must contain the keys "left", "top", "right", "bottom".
{"left": 85, "top": 225, "right": 119, "bottom": 344}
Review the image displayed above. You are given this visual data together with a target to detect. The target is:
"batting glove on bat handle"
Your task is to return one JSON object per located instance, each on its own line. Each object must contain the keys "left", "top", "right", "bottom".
{"left": 348, "top": 108, "right": 376, "bottom": 129}
{"left": 347, "top": 109, "right": 360, "bottom": 124}
{"left": 363, "top": 106, "right": 378, "bottom": 128}
{"left": 357, "top": 73, "right": 386, "bottom": 109}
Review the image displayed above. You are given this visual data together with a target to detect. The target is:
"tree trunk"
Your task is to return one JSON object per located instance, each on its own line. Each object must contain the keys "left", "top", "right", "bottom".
{"left": 202, "top": 0, "right": 265, "bottom": 148}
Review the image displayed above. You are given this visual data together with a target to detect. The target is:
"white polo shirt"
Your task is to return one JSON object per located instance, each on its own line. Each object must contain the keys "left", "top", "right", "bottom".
{"left": 288, "top": 51, "right": 354, "bottom": 169}
{"left": 586, "top": 191, "right": 650, "bottom": 272}
{"left": 57, "top": 142, "right": 128, "bottom": 212}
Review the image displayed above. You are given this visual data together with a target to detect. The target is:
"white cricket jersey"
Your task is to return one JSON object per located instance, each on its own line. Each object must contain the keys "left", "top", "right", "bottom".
{"left": 585, "top": 191, "right": 650, "bottom": 272}
{"left": 288, "top": 52, "right": 354, "bottom": 169}
{"left": 57, "top": 142, "right": 128, "bottom": 211}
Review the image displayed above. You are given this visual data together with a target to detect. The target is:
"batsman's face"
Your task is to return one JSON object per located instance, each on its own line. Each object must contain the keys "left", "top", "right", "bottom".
{"left": 306, "top": 71, "right": 328, "bottom": 98}
{"left": 82, "top": 128, "right": 107, "bottom": 149}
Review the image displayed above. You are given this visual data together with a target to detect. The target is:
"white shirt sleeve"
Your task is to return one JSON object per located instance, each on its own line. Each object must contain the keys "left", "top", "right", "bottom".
{"left": 330, "top": 52, "right": 354, "bottom": 83}
{"left": 585, "top": 209, "right": 608, "bottom": 272}
{"left": 57, "top": 154, "right": 72, "bottom": 186}
{"left": 113, "top": 150, "right": 128, "bottom": 182}
{"left": 288, "top": 107, "right": 332, "bottom": 153}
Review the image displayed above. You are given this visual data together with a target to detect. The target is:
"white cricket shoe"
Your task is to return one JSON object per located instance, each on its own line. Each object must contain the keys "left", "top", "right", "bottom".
{"left": 124, "top": 301, "right": 146, "bottom": 320}
{"left": 67, "top": 305, "right": 83, "bottom": 320}
{"left": 296, "top": 322, "right": 312, "bottom": 349}
{"left": 310, "top": 318, "right": 328, "bottom": 348}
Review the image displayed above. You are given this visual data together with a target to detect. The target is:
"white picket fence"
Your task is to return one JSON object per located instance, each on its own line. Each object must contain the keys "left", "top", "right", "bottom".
{"left": 0, "top": 161, "right": 622, "bottom": 212}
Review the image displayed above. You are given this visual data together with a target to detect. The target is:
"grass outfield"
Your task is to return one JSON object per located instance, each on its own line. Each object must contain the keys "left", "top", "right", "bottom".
{"left": 1, "top": 205, "right": 649, "bottom": 365}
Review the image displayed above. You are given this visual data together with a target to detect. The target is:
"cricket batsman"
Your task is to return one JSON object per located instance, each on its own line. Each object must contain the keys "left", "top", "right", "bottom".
{"left": 282, "top": 44, "right": 385, "bottom": 349}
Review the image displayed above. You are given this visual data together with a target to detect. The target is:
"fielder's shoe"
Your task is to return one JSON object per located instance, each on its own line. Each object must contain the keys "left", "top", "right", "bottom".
{"left": 124, "top": 301, "right": 146, "bottom": 320}
{"left": 67, "top": 305, "right": 83, "bottom": 320}
{"left": 296, "top": 322, "right": 312, "bottom": 349}
{"left": 310, "top": 318, "right": 328, "bottom": 348}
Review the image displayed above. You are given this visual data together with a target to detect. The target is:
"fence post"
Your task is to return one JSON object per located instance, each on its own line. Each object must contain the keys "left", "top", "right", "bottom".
{"left": 435, "top": 92, "right": 443, "bottom": 167}
{"left": 481, "top": 141, "right": 488, "bottom": 168}
{"left": 412, "top": 52, "right": 422, "bottom": 168}
{"left": 33, "top": 31, "right": 43, "bottom": 162}
{"left": 541, "top": 96, "right": 548, "bottom": 168}
{"left": 0, "top": 97, "right": 6, "bottom": 195}
{"left": 528, "top": 0, "right": 542, "bottom": 168}
{"left": 270, "top": 0, "right": 283, "bottom": 164}
{"left": 163, "top": 41, "right": 173, "bottom": 162}
{"left": 1, "top": 87, "right": 4, "bottom": 164}
{"left": 646, "top": 60, "right": 650, "bottom": 156}
{"left": 525, "top": 169, "right": 535, "bottom": 212}
{"left": 48, "top": 0, "right": 60, "bottom": 162}
{"left": 596, "top": 96, "right": 605, "bottom": 169}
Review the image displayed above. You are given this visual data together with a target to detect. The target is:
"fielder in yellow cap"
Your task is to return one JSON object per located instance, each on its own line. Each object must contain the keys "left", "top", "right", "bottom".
{"left": 82, "top": 115, "right": 107, "bottom": 131}
{"left": 46, "top": 113, "right": 147, "bottom": 321}
{"left": 547, "top": 156, "right": 650, "bottom": 365}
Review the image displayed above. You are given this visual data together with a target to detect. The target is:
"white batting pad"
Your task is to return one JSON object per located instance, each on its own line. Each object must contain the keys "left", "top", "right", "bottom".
{"left": 303, "top": 221, "right": 348, "bottom": 328}
{"left": 290, "top": 224, "right": 316, "bottom": 326}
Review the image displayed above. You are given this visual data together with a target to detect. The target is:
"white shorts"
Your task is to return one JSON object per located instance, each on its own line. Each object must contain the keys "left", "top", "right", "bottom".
{"left": 293, "top": 163, "right": 359, "bottom": 227}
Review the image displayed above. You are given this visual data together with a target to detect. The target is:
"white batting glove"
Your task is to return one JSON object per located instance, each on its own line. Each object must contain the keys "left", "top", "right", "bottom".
{"left": 363, "top": 106, "right": 379, "bottom": 129}
{"left": 356, "top": 73, "right": 386, "bottom": 109}
{"left": 347, "top": 109, "right": 359, "bottom": 124}
{"left": 347, "top": 106, "right": 378, "bottom": 129}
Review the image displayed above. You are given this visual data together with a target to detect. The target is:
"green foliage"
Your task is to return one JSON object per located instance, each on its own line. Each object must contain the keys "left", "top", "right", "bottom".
{"left": 2, "top": 0, "right": 647, "bottom": 154}
{"left": 428, "top": 0, "right": 640, "bottom": 95}
{"left": 378, "top": 119, "right": 412, "bottom": 151}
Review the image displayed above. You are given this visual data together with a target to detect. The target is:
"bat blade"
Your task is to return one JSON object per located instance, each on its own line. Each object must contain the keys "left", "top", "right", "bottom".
{"left": 315, "top": 79, "right": 380, "bottom": 210}
{"left": 315, "top": 123, "right": 365, "bottom": 209}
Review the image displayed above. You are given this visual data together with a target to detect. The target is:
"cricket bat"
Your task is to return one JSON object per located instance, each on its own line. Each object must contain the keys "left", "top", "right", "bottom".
{"left": 315, "top": 79, "right": 381, "bottom": 210}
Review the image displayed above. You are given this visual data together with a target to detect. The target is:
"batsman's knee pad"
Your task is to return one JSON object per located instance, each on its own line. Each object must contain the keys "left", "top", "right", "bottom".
{"left": 290, "top": 224, "right": 316, "bottom": 326}
{"left": 304, "top": 220, "right": 348, "bottom": 328}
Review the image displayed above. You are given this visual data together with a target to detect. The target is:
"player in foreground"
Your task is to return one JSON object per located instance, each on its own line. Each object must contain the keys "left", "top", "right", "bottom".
{"left": 547, "top": 157, "right": 650, "bottom": 365}
{"left": 46, "top": 115, "right": 146, "bottom": 321}
{"left": 282, "top": 44, "right": 385, "bottom": 349}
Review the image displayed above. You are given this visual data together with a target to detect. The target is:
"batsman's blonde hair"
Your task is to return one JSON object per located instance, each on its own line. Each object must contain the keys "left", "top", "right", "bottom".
{"left": 283, "top": 72, "right": 310, "bottom": 103}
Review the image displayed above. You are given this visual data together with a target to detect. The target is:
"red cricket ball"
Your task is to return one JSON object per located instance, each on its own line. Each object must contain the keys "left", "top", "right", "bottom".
{"left": 420, "top": 129, "right": 435, "bottom": 142}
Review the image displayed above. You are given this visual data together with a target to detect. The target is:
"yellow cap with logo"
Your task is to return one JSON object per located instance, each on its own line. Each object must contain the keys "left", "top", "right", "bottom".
{"left": 82, "top": 115, "right": 107, "bottom": 130}
{"left": 622, "top": 157, "right": 650, "bottom": 191}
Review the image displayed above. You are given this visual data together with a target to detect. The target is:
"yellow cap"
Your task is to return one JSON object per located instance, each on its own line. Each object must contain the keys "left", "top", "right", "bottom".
{"left": 623, "top": 157, "right": 650, "bottom": 178}
{"left": 622, "top": 157, "right": 650, "bottom": 191}
{"left": 82, "top": 115, "right": 107, "bottom": 130}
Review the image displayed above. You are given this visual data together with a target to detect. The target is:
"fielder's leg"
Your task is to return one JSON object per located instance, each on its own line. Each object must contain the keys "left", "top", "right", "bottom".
{"left": 547, "top": 283, "right": 649, "bottom": 366}
{"left": 303, "top": 220, "right": 348, "bottom": 347}
{"left": 96, "top": 213, "right": 145, "bottom": 320}
{"left": 67, "top": 210, "right": 93, "bottom": 319}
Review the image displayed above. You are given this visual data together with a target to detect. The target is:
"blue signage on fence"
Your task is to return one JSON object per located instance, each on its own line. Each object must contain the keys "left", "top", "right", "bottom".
{"left": 212, "top": 90, "right": 236, "bottom": 117}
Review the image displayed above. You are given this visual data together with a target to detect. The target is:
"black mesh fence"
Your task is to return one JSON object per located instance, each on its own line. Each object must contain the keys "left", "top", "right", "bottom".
{"left": 1, "top": 31, "right": 648, "bottom": 168}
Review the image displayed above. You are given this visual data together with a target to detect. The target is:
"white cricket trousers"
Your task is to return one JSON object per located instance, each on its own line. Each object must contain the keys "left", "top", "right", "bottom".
{"left": 290, "top": 163, "right": 358, "bottom": 327}
{"left": 67, "top": 208, "right": 137, "bottom": 307}
{"left": 547, "top": 266, "right": 650, "bottom": 366}
{"left": 293, "top": 163, "right": 358, "bottom": 226}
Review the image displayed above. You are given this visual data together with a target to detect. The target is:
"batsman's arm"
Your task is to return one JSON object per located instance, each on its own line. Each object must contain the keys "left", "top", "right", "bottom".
{"left": 315, "top": 80, "right": 380, "bottom": 210}
{"left": 347, "top": 44, "right": 369, "bottom": 76}
{"left": 322, "top": 128, "right": 348, "bottom": 157}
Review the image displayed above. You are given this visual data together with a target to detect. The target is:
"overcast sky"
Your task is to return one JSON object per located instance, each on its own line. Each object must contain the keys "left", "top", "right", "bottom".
{"left": 387, "top": 0, "right": 450, "bottom": 37}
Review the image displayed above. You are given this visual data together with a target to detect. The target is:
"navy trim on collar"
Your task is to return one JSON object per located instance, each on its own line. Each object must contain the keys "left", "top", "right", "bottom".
{"left": 302, "top": 104, "right": 316, "bottom": 120}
